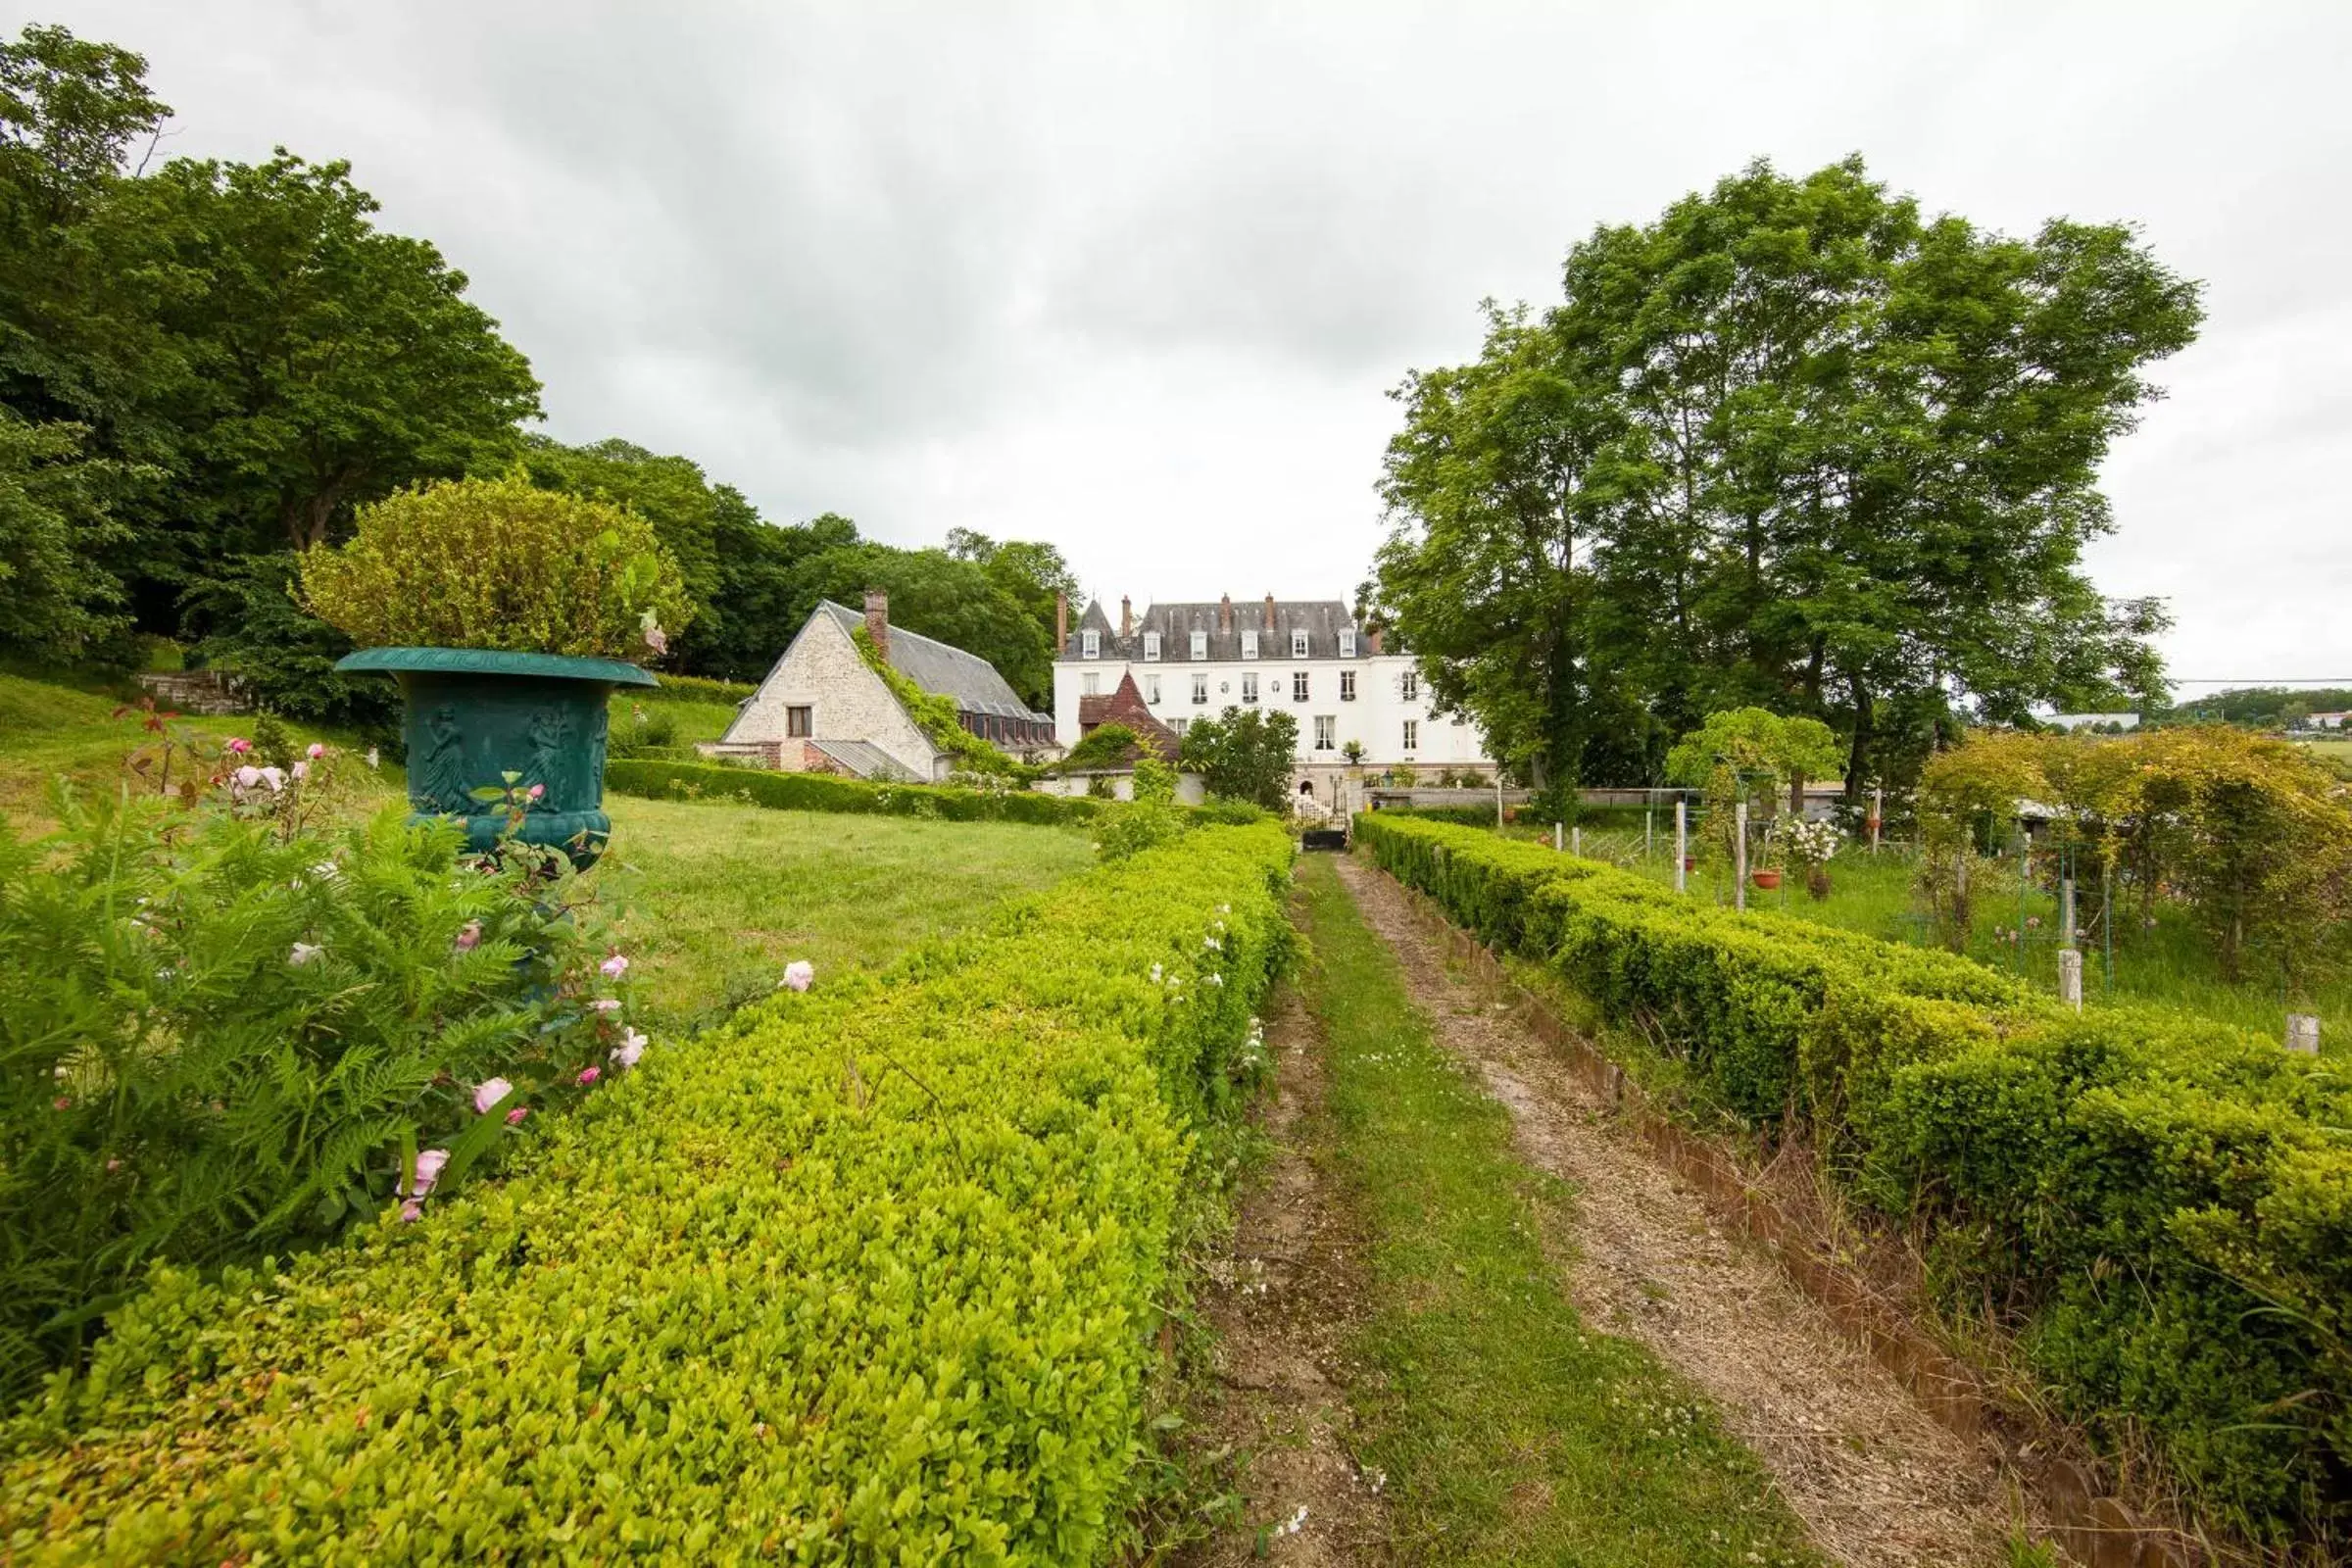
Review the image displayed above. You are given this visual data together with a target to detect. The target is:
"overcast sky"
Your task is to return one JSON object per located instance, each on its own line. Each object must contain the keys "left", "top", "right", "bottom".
{"left": 47, "top": 2, "right": 2352, "bottom": 690}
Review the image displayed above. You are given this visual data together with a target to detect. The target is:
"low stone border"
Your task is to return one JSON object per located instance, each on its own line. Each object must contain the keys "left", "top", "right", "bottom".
{"left": 1374, "top": 859, "right": 2211, "bottom": 1568}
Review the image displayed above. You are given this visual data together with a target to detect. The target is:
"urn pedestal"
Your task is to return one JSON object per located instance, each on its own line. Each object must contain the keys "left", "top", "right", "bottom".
{"left": 336, "top": 648, "right": 656, "bottom": 867}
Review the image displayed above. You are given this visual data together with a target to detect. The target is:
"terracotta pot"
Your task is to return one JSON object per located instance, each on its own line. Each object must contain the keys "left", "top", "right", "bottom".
{"left": 1751, "top": 869, "right": 1783, "bottom": 891}
{"left": 1683, "top": 856, "right": 1696, "bottom": 872}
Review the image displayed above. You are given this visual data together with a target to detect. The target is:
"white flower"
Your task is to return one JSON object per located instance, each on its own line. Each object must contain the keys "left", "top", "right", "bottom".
{"left": 365, "top": 747, "right": 380, "bottom": 769}
{"left": 311, "top": 860, "right": 338, "bottom": 881}
{"left": 1150, "top": 963, "right": 1162, "bottom": 982}
{"left": 288, "top": 942, "right": 323, "bottom": 965}
{"left": 610, "top": 1028, "right": 649, "bottom": 1069}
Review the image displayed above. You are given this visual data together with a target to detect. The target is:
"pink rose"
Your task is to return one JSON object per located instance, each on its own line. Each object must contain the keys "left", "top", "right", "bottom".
{"left": 411, "top": 1148, "right": 451, "bottom": 1198}
{"left": 307, "top": 742, "right": 325, "bottom": 760}
{"left": 225, "top": 737, "right": 251, "bottom": 756}
{"left": 610, "top": 1029, "right": 648, "bottom": 1070}
{"left": 455, "top": 920, "right": 482, "bottom": 952}
{"left": 257, "top": 766, "right": 286, "bottom": 791}
{"left": 600, "top": 954, "right": 629, "bottom": 979}
{"left": 526, "top": 782, "right": 546, "bottom": 802}
{"left": 589, "top": 998, "right": 622, "bottom": 1013}
{"left": 400, "top": 1199, "right": 424, "bottom": 1223}
{"left": 576, "top": 1066, "right": 601, "bottom": 1087}
{"left": 779, "top": 959, "right": 814, "bottom": 993}
{"left": 472, "top": 1077, "right": 514, "bottom": 1114}
{"left": 506, "top": 1105, "right": 529, "bottom": 1127}
{"left": 290, "top": 760, "right": 309, "bottom": 782}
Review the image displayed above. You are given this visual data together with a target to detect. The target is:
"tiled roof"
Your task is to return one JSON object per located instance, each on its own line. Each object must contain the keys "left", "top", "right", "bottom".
{"left": 1075, "top": 671, "right": 1179, "bottom": 765}
{"left": 1060, "top": 597, "right": 1367, "bottom": 662}
{"left": 817, "top": 601, "right": 1051, "bottom": 722}
{"left": 808, "top": 738, "right": 917, "bottom": 781}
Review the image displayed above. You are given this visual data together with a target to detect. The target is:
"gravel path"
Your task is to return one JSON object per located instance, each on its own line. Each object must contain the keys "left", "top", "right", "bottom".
{"left": 1331, "top": 852, "right": 2032, "bottom": 1568}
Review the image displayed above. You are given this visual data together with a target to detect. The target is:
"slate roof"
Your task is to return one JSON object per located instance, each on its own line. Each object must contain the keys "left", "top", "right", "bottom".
{"left": 807, "top": 739, "right": 916, "bottom": 781}
{"left": 1060, "top": 597, "right": 1368, "bottom": 662}
{"left": 816, "top": 601, "right": 1052, "bottom": 722}
{"left": 1073, "top": 671, "right": 1180, "bottom": 765}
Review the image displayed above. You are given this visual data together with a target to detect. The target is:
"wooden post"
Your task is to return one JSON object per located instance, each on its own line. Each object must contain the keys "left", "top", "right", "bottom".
{"left": 2286, "top": 1013, "right": 2321, "bottom": 1055}
{"left": 2059, "top": 876, "right": 2076, "bottom": 950}
{"left": 2058, "top": 948, "right": 2083, "bottom": 1011}
{"left": 1674, "top": 799, "right": 1688, "bottom": 895}
{"left": 1495, "top": 771, "right": 1504, "bottom": 829}
{"left": 1645, "top": 807, "right": 1654, "bottom": 860}
{"left": 1734, "top": 799, "right": 1749, "bottom": 912}
{"left": 1554, "top": 821, "right": 1563, "bottom": 853}
{"left": 1572, "top": 825, "right": 1582, "bottom": 858}
{"left": 1870, "top": 786, "right": 1883, "bottom": 855}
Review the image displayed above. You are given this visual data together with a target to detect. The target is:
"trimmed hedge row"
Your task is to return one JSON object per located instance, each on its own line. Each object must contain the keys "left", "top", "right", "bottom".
{"left": 1355, "top": 812, "right": 2352, "bottom": 1549}
{"left": 0, "top": 824, "right": 1296, "bottom": 1562}
{"left": 608, "top": 757, "right": 1106, "bottom": 826}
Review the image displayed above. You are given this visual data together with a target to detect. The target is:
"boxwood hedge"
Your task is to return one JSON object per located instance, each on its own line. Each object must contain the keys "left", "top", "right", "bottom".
{"left": 607, "top": 757, "right": 1106, "bottom": 826}
{"left": 0, "top": 823, "right": 1295, "bottom": 1563}
{"left": 1356, "top": 812, "right": 2352, "bottom": 1550}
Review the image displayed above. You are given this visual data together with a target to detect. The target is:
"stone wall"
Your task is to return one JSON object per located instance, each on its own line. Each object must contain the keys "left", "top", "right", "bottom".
{"left": 133, "top": 670, "right": 249, "bottom": 716}
{"left": 723, "top": 612, "right": 938, "bottom": 779}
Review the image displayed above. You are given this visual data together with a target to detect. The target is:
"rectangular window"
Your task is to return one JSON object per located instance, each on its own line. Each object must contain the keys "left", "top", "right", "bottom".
{"left": 1340, "top": 670, "right": 1356, "bottom": 702}
{"left": 1170, "top": 717, "right": 1189, "bottom": 737}
{"left": 1291, "top": 629, "right": 1309, "bottom": 659}
{"left": 1081, "top": 629, "right": 1101, "bottom": 659}
{"left": 1402, "top": 718, "right": 1418, "bottom": 751}
{"left": 1190, "top": 629, "right": 1207, "bottom": 660}
{"left": 1082, "top": 672, "right": 1100, "bottom": 696}
{"left": 1340, "top": 629, "right": 1357, "bottom": 658}
{"left": 786, "top": 705, "right": 812, "bottom": 738}
{"left": 1291, "top": 671, "right": 1308, "bottom": 703}
{"left": 1192, "top": 673, "right": 1208, "bottom": 705}
{"left": 1400, "top": 668, "right": 1419, "bottom": 702}
{"left": 1145, "top": 675, "right": 1161, "bottom": 704}
{"left": 1241, "top": 672, "right": 1258, "bottom": 704}
{"left": 1313, "top": 715, "right": 1336, "bottom": 750}
{"left": 1240, "top": 629, "right": 1258, "bottom": 660}
{"left": 1143, "top": 631, "right": 1160, "bottom": 662}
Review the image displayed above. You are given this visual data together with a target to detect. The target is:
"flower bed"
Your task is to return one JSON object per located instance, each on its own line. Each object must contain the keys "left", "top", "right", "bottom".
{"left": 1354, "top": 811, "right": 2352, "bottom": 1551}
{"left": 0, "top": 823, "right": 1293, "bottom": 1562}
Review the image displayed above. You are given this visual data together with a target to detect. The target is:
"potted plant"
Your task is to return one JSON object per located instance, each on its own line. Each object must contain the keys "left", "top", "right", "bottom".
{"left": 303, "top": 475, "right": 690, "bottom": 866}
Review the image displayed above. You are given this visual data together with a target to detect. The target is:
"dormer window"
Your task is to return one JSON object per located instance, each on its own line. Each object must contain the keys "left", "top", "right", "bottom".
{"left": 1340, "top": 629, "right": 1357, "bottom": 658}
{"left": 1143, "top": 631, "right": 1160, "bottom": 662}
{"left": 1291, "top": 630, "right": 1309, "bottom": 659}
{"left": 1241, "top": 630, "right": 1258, "bottom": 660}
{"left": 1190, "top": 629, "right": 1207, "bottom": 660}
{"left": 1082, "top": 629, "right": 1101, "bottom": 659}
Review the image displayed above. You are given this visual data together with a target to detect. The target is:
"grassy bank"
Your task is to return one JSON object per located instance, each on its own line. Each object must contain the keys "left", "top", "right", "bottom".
{"left": 1294, "top": 854, "right": 1820, "bottom": 1565}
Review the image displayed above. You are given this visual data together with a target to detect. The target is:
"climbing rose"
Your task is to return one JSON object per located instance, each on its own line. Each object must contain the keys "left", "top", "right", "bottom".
{"left": 288, "top": 942, "right": 323, "bottom": 965}
{"left": 455, "top": 920, "right": 482, "bottom": 952}
{"left": 506, "top": 1105, "right": 529, "bottom": 1127}
{"left": 307, "top": 742, "right": 325, "bottom": 760}
{"left": 472, "top": 1077, "right": 514, "bottom": 1113}
{"left": 600, "top": 954, "right": 629, "bottom": 978}
{"left": 577, "top": 1065, "right": 602, "bottom": 1087}
{"left": 779, "top": 960, "right": 814, "bottom": 993}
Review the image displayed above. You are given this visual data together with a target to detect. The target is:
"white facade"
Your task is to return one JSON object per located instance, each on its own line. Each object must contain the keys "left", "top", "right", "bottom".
{"left": 1054, "top": 596, "right": 1494, "bottom": 805}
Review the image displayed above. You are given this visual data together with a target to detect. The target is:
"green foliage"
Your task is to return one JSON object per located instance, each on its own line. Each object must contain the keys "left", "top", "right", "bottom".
{"left": 1665, "top": 708, "right": 1842, "bottom": 797}
{"left": 0, "top": 823, "right": 1296, "bottom": 1561}
{"left": 609, "top": 757, "right": 1104, "bottom": 827}
{"left": 0, "top": 413, "right": 134, "bottom": 662}
{"left": 1356, "top": 811, "right": 2352, "bottom": 1549}
{"left": 812, "top": 544, "right": 1054, "bottom": 709}
{"left": 1131, "top": 754, "right": 1178, "bottom": 804}
{"left": 1093, "top": 800, "right": 1186, "bottom": 861}
{"left": 1061, "top": 722, "right": 1143, "bottom": 772}
{"left": 1373, "top": 157, "right": 2202, "bottom": 800}
{"left": 0, "top": 768, "right": 646, "bottom": 1407}
{"left": 850, "top": 624, "right": 1021, "bottom": 775}
{"left": 300, "top": 474, "right": 692, "bottom": 659}
{"left": 181, "top": 552, "right": 395, "bottom": 731}
{"left": 1181, "top": 706, "right": 1299, "bottom": 810}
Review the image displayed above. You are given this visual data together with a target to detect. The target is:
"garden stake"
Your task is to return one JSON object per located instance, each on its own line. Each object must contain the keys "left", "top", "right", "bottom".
{"left": 1735, "top": 799, "right": 1748, "bottom": 912}
{"left": 1674, "top": 799, "right": 1688, "bottom": 894}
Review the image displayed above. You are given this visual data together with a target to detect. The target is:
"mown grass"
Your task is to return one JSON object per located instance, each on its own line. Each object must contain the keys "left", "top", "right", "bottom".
{"left": 1485, "top": 811, "right": 2347, "bottom": 1045}
{"left": 1294, "top": 854, "right": 1822, "bottom": 1566}
{"left": 588, "top": 795, "right": 1094, "bottom": 1033}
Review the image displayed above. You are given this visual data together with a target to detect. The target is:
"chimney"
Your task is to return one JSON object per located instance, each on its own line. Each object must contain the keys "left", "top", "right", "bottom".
{"left": 1120, "top": 596, "right": 1133, "bottom": 638}
{"left": 1262, "top": 593, "right": 1277, "bottom": 632}
{"left": 1055, "top": 591, "right": 1068, "bottom": 649}
{"left": 862, "top": 588, "right": 889, "bottom": 662}
{"left": 1219, "top": 593, "right": 1233, "bottom": 634}
{"left": 1366, "top": 626, "right": 1384, "bottom": 654}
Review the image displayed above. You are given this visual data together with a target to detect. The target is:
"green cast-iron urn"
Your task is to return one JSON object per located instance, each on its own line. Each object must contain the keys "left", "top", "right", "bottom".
{"left": 335, "top": 647, "right": 657, "bottom": 867}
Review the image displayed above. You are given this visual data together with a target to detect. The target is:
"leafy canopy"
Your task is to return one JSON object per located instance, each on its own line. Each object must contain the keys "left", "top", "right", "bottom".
{"left": 300, "top": 474, "right": 691, "bottom": 660}
{"left": 1181, "top": 706, "right": 1299, "bottom": 811}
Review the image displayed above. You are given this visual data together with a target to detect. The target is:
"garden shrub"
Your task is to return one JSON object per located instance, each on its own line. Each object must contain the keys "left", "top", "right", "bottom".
{"left": 1355, "top": 811, "right": 2352, "bottom": 1549}
{"left": 0, "top": 823, "right": 1295, "bottom": 1563}
{"left": 0, "top": 762, "right": 647, "bottom": 1409}
{"left": 608, "top": 757, "right": 1104, "bottom": 826}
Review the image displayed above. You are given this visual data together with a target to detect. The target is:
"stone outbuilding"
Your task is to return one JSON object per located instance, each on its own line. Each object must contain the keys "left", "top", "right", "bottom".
{"left": 707, "top": 592, "right": 1056, "bottom": 780}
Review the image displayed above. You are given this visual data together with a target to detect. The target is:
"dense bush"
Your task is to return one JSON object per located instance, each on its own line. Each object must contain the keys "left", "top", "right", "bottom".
{"left": 0, "top": 756, "right": 648, "bottom": 1408}
{"left": 0, "top": 823, "right": 1295, "bottom": 1561}
{"left": 300, "top": 474, "right": 693, "bottom": 660}
{"left": 609, "top": 756, "right": 1105, "bottom": 827}
{"left": 1356, "top": 812, "right": 2352, "bottom": 1550}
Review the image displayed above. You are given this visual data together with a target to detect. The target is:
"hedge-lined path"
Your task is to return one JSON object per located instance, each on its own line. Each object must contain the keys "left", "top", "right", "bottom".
{"left": 1329, "top": 851, "right": 2031, "bottom": 1568}
{"left": 1170, "top": 913, "right": 1391, "bottom": 1563}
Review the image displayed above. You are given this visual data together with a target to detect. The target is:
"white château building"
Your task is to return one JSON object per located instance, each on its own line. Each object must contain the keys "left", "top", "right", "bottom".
{"left": 1054, "top": 593, "right": 1493, "bottom": 805}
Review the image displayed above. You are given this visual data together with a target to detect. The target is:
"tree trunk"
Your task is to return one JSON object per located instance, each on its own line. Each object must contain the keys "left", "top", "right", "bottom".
{"left": 1841, "top": 672, "right": 1873, "bottom": 807}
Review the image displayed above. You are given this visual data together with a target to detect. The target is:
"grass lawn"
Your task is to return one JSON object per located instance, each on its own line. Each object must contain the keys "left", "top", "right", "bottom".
{"left": 1496, "top": 813, "right": 2347, "bottom": 1045}
{"left": 1295, "top": 855, "right": 1822, "bottom": 1566}
{"left": 589, "top": 795, "right": 1094, "bottom": 1032}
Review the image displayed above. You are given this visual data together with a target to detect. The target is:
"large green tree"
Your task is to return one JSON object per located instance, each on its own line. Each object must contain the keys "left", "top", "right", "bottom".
{"left": 1375, "top": 157, "right": 2201, "bottom": 800}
